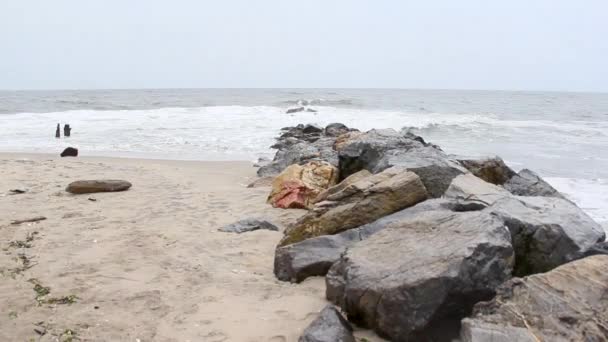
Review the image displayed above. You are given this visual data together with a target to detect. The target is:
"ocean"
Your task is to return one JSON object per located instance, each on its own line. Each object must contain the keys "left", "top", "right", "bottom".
{"left": 1, "top": 88, "right": 607, "bottom": 226}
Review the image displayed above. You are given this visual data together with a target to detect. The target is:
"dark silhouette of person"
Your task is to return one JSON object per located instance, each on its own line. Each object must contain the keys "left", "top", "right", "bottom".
{"left": 64, "top": 124, "right": 71, "bottom": 137}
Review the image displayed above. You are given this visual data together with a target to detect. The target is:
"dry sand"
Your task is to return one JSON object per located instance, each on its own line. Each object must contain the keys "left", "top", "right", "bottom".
{"left": 0, "top": 154, "right": 383, "bottom": 342}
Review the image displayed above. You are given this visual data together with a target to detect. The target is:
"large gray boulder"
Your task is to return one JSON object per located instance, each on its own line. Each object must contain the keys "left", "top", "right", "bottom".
{"left": 299, "top": 305, "right": 355, "bottom": 342}
{"left": 326, "top": 206, "right": 514, "bottom": 341}
{"left": 274, "top": 199, "right": 472, "bottom": 283}
{"left": 337, "top": 129, "right": 466, "bottom": 197}
{"left": 504, "top": 169, "right": 565, "bottom": 199}
{"left": 489, "top": 196, "right": 605, "bottom": 276}
{"left": 461, "top": 255, "right": 608, "bottom": 342}
{"left": 275, "top": 212, "right": 390, "bottom": 283}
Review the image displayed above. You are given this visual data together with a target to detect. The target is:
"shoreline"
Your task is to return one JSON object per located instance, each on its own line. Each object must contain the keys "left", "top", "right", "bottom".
{"left": 0, "top": 150, "right": 260, "bottom": 164}
{"left": 5, "top": 151, "right": 605, "bottom": 229}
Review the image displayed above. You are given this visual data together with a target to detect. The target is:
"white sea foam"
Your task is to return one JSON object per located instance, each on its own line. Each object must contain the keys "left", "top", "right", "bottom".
{"left": 546, "top": 177, "right": 608, "bottom": 231}
{"left": 2, "top": 105, "right": 606, "bottom": 159}
{"left": 1, "top": 105, "right": 607, "bottom": 228}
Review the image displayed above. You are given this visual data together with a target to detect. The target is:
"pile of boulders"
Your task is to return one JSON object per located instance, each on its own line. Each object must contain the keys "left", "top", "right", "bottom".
{"left": 256, "top": 123, "right": 608, "bottom": 341}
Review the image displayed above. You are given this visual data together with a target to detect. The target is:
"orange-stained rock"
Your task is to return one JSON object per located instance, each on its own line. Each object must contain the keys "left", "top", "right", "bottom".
{"left": 268, "top": 161, "right": 338, "bottom": 209}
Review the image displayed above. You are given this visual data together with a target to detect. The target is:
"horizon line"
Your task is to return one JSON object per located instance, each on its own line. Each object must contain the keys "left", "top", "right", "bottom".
{"left": 1, "top": 86, "right": 607, "bottom": 95}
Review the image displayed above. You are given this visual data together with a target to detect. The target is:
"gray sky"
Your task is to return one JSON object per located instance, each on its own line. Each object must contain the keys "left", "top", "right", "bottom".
{"left": 1, "top": 0, "right": 607, "bottom": 91}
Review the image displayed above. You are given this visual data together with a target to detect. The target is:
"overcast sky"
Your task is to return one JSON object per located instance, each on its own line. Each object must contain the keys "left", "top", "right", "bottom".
{"left": 1, "top": 0, "right": 607, "bottom": 91}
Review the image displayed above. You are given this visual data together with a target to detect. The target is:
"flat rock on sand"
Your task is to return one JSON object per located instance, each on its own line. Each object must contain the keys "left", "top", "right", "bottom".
{"left": 66, "top": 179, "right": 132, "bottom": 194}
{"left": 218, "top": 219, "right": 279, "bottom": 233}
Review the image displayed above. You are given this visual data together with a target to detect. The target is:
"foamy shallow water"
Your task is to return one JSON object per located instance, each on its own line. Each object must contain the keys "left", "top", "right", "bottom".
{"left": 1, "top": 104, "right": 607, "bottom": 230}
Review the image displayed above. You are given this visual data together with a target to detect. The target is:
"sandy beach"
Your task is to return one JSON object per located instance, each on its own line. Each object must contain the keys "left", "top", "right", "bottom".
{"left": 0, "top": 153, "right": 382, "bottom": 342}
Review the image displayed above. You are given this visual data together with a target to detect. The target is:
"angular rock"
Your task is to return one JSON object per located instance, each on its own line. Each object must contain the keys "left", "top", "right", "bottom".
{"left": 504, "top": 169, "right": 565, "bottom": 199}
{"left": 287, "top": 107, "right": 306, "bottom": 114}
{"left": 326, "top": 207, "right": 514, "bottom": 341}
{"left": 66, "top": 180, "right": 132, "bottom": 194}
{"left": 461, "top": 255, "right": 608, "bottom": 342}
{"left": 302, "top": 124, "right": 323, "bottom": 134}
{"left": 268, "top": 161, "right": 338, "bottom": 209}
{"left": 299, "top": 305, "right": 355, "bottom": 342}
{"left": 458, "top": 157, "right": 516, "bottom": 185}
{"left": 60, "top": 147, "right": 78, "bottom": 157}
{"left": 218, "top": 219, "right": 278, "bottom": 234}
{"left": 489, "top": 196, "right": 605, "bottom": 276}
{"left": 313, "top": 169, "right": 372, "bottom": 204}
{"left": 444, "top": 173, "right": 511, "bottom": 206}
{"left": 279, "top": 167, "right": 428, "bottom": 246}
{"left": 373, "top": 146, "right": 467, "bottom": 198}
{"left": 274, "top": 199, "right": 462, "bottom": 283}
{"left": 324, "top": 123, "right": 351, "bottom": 137}
{"left": 337, "top": 129, "right": 423, "bottom": 177}
{"left": 274, "top": 225, "right": 374, "bottom": 283}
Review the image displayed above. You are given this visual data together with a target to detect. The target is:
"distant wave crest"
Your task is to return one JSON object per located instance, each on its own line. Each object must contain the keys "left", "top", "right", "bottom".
{"left": 281, "top": 98, "right": 355, "bottom": 107}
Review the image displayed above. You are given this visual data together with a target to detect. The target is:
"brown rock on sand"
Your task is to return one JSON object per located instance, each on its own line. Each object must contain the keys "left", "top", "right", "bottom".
{"left": 268, "top": 161, "right": 338, "bottom": 209}
{"left": 66, "top": 180, "right": 132, "bottom": 194}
